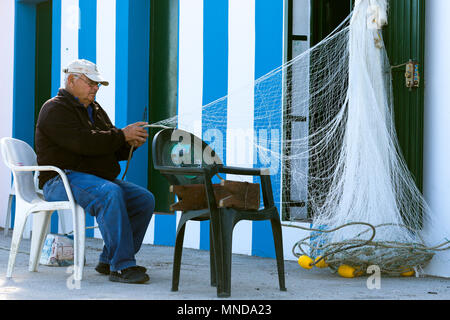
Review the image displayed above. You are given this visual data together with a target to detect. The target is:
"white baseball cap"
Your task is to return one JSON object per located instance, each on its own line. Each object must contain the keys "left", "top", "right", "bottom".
{"left": 63, "top": 59, "right": 109, "bottom": 86}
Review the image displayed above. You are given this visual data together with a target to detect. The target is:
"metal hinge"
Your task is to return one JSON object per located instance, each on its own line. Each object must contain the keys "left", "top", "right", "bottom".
{"left": 390, "top": 60, "right": 420, "bottom": 90}
{"left": 405, "top": 60, "right": 420, "bottom": 90}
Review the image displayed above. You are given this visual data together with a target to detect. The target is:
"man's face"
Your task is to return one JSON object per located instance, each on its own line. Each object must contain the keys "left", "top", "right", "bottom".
{"left": 68, "top": 74, "right": 100, "bottom": 106}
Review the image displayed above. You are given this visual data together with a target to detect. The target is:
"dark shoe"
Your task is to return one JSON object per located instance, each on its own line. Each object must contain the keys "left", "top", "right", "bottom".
{"left": 95, "top": 262, "right": 111, "bottom": 275}
{"left": 109, "top": 266, "right": 150, "bottom": 284}
{"left": 95, "top": 262, "right": 147, "bottom": 275}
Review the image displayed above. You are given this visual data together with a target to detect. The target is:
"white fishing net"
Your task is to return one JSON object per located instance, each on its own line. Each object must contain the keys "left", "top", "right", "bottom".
{"left": 151, "top": 0, "right": 450, "bottom": 275}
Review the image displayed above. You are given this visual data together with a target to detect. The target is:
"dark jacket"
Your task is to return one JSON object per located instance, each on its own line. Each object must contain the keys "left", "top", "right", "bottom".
{"left": 35, "top": 89, "right": 134, "bottom": 189}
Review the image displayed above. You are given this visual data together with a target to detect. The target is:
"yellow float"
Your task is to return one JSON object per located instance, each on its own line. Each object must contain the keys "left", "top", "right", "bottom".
{"left": 401, "top": 269, "right": 415, "bottom": 277}
{"left": 337, "top": 264, "right": 363, "bottom": 278}
{"left": 314, "top": 256, "right": 328, "bottom": 268}
{"left": 297, "top": 255, "right": 314, "bottom": 270}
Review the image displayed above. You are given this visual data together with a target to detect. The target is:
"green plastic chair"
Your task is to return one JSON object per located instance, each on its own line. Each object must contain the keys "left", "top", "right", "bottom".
{"left": 152, "top": 128, "right": 286, "bottom": 297}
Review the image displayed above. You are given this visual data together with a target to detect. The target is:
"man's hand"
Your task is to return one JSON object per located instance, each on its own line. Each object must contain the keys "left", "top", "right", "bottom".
{"left": 128, "top": 139, "right": 145, "bottom": 148}
{"left": 122, "top": 122, "right": 149, "bottom": 147}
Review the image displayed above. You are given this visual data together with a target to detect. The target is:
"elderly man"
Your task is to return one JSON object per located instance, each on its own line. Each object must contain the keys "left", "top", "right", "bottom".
{"left": 35, "top": 59, "right": 154, "bottom": 284}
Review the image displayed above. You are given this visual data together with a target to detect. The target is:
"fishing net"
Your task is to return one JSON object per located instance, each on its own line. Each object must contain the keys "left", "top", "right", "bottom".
{"left": 150, "top": 0, "right": 450, "bottom": 276}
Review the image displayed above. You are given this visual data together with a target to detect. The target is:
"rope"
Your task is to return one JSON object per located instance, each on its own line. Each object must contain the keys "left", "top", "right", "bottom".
{"left": 390, "top": 62, "right": 408, "bottom": 70}
{"left": 121, "top": 145, "right": 134, "bottom": 180}
{"left": 121, "top": 106, "right": 148, "bottom": 181}
{"left": 64, "top": 225, "right": 98, "bottom": 236}
{"left": 282, "top": 222, "right": 450, "bottom": 275}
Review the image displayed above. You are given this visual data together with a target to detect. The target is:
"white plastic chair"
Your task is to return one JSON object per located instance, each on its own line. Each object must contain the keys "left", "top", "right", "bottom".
{"left": 0, "top": 137, "right": 85, "bottom": 281}
{"left": 4, "top": 182, "right": 15, "bottom": 237}
{"left": 4, "top": 172, "right": 49, "bottom": 238}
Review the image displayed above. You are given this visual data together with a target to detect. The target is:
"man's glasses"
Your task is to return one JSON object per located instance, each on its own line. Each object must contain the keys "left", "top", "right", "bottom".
{"left": 75, "top": 75, "right": 102, "bottom": 88}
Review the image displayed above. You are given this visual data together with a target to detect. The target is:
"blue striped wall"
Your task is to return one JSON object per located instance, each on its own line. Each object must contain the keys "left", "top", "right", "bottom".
{"left": 115, "top": 0, "right": 129, "bottom": 133}
{"left": 50, "top": 0, "right": 61, "bottom": 97}
{"left": 176, "top": 0, "right": 285, "bottom": 258}
{"left": 13, "top": 0, "right": 36, "bottom": 146}
{"left": 78, "top": 0, "right": 97, "bottom": 237}
{"left": 200, "top": 0, "right": 229, "bottom": 251}
{"left": 10, "top": 0, "right": 286, "bottom": 259}
{"left": 78, "top": 0, "right": 96, "bottom": 63}
{"left": 52, "top": 0, "right": 149, "bottom": 193}
{"left": 12, "top": 0, "right": 37, "bottom": 232}
{"left": 115, "top": 0, "right": 150, "bottom": 189}
{"left": 253, "top": 0, "right": 284, "bottom": 258}
{"left": 49, "top": 0, "right": 61, "bottom": 233}
{"left": 12, "top": 0, "right": 151, "bottom": 236}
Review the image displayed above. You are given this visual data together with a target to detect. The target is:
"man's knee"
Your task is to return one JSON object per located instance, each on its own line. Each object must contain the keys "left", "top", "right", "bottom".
{"left": 143, "top": 191, "right": 155, "bottom": 213}
{"left": 104, "top": 182, "right": 124, "bottom": 197}
{"left": 98, "top": 182, "right": 125, "bottom": 206}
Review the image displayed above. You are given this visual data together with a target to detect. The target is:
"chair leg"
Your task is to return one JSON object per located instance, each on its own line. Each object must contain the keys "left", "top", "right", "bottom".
{"left": 172, "top": 222, "right": 187, "bottom": 292}
{"left": 215, "top": 214, "right": 237, "bottom": 298}
{"left": 6, "top": 212, "right": 28, "bottom": 279}
{"left": 209, "top": 213, "right": 226, "bottom": 297}
{"left": 271, "top": 217, "right": 286, "bottom": 291}
{"left": 219, "top": 228, "right": 233, "bottom": 298}
{"left": 72, "top": 204, "right": 85, "bottom": 281}
{"left": 209, "top": 225, "right": 216, "bottom": 287}
{"left": 4, "top": 194, "right": 13, "bottom": 237}
{"left": 29, "top": 211, "right": 52, "bottom": 272}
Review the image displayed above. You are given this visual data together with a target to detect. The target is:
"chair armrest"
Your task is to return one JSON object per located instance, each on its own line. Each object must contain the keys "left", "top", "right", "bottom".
{"left": 155, "top": 165, "right": 208, "bottom": 176}
{"left": 218, "top": 166, "right": 274, "bottom": 209}
{"left": 217, "top": 166, "right": 275, "bottom": 209}
{"left": 155, "top": 164, "right": 276, "bottom": 210}
{"left": 11, "top": 164, "right": 65, "bottom": 175}
{"left": 11, "top": 165, "right": 76, "bottom": 208}
{"left": 217, "top": 166, "right": 270, "bottom": 176}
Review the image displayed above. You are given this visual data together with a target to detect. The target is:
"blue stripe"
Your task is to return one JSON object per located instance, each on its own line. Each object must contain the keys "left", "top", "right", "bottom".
{"left": 252, "top": 0, "right": 284, "bottom": 258}
{"left": 200, "top": 0, "right": 229, "bottom": 251}
{"left": 51, "top": 0, "right": 61, "bottom": 96}
{"left": 125, "top": 0, "right": 150, "bottom": 187}
{"left": 12, "top": 0, "right": 37, "bottom": 231}
{"left": 50, "top": 0, "right": 62, "bottom": 233}
{"left": 13, "top": 1, "right": 36, "bottom": 145}
{"left": 79, "top": 0, "right": 97, "bottom": 62}
{"left": 116, "top": 0, "right": 150, "bottom": 191}
{"left": 78, "top": 0, "right": 97, "bottom": 237}
{"left": 115, "top": 0, "right": 129, "bottom": 132}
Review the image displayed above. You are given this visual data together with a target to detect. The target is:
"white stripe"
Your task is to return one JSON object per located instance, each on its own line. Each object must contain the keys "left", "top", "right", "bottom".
{"left": 143, "top": 212, "right": 155, "bottom": 244}
{"left": 93, "top": 218, "right": 102, "bottom": 239}
{"left": 60, "top": 0, "right": 80, "bottom": 87}
{"left": 0, "top": 0, "right": 15, "bottom": 228}
{"left": 178, "top": 0, "right": 204, "bottom": 137}
{"left": 57, "top": 210, "right": 72, "bottom": 234}
{"left": 282, "top": 223, "right": 311, "bottom": 261}
{"left": 177, "top": 213, "right": 201, "bottom": 250}
{"left": 423, "top": 0, "right": 450, "bottom": 278}
{"left": 227, "top": 0, "right": 256, "bottom": 255}
{"left": 96, "top": 0, "right": 116, "bottom": 124}
{"left": 58, "top": 0, "right": 78, "bottom": 235}
{"left": 227, "top": 0, "right": 255, "bottom": 169}
{"left": 176, "top": 0, "right": 205, "bottom": 250}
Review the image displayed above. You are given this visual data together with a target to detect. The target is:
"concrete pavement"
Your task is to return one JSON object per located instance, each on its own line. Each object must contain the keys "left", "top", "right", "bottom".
{"left": 0, "top": 228, "right": 449, "bottom": 301}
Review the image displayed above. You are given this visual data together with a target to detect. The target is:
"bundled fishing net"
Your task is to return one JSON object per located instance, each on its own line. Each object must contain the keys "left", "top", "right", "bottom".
{"left": 151, "top": 0, "right": 450, "bottom": 276}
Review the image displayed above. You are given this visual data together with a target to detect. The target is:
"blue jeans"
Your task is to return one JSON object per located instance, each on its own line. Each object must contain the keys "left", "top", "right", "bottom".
{"left": 43, "top": 170, "right": 155, "bottom": 272}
